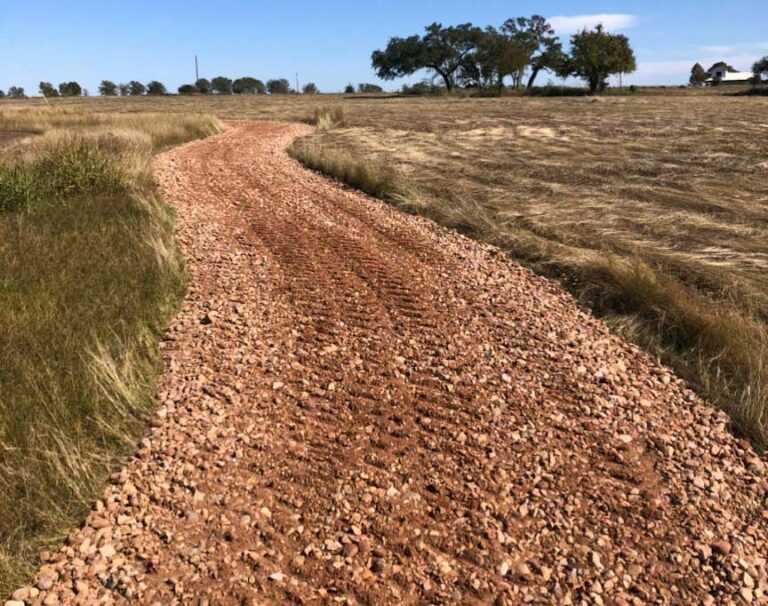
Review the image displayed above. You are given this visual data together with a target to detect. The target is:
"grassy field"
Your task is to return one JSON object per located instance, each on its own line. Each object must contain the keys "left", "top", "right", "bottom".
{"left": 1, "top": 90, "right": 766, "bottom": 589}
{"left": 0, "top": 106, "right": 220, "bottom": 592}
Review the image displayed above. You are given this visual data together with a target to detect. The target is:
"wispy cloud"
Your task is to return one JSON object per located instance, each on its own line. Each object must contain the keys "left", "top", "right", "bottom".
{"left": 547, "top": 14, "right": 638, "bottom": 35}
{"left": 699, "top": 45, "right": 734, "bottom": 54}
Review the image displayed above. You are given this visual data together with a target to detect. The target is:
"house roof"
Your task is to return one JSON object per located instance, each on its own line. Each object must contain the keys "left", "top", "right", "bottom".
{"left": 705, "top": 71, "right": 753, "bottom": 82}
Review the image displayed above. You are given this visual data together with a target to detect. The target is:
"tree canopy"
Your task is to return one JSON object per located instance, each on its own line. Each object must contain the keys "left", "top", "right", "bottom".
{"left": 39, "top": 82, "right": 59, "bottom": 98}
{"left": 267, "top": 78, "right": 291, "bottom": 94}
{"left": 211, "top": 76, "right": 233, "bottom": 95}
{"left": 302, "top": 82, "right": 319, "bottom": 94}
{"left": 7, "top": 87, "right": 26, "bottom": 99}
{"left": 98, "top": 80, "right": 118, "bottom": 96}
{"left": 233, "top": 77, "right": 265, "bottom": 95}
{"left": 690, "top": 63, "right": 707, "bottom": 85}
{"left": 146, "top": 81, "right": 167, "bottom": 95}
{"left": 753, "top": 56, "right": 768, "bottom": 82}
{"left": 372, "top": 22, "right": 483, "bottom": 90}
{"left": 195, "top": 78, "right": 211, "bottom": 94}
{"left": 58, "top": 81, "right": 82, "bottom": 97}
{"left": 128, "top": 81, "right": 146, "bottom": 95}
{"left": 567, "top": 25, "right": 636, "bottom": 93}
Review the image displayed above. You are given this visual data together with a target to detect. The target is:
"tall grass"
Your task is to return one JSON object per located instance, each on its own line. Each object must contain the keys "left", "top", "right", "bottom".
{"left": 289, "top": 140, "right": 768, "bottom": 450}
{"left": 0, "top": 108, "right": 221, "bottom": 593}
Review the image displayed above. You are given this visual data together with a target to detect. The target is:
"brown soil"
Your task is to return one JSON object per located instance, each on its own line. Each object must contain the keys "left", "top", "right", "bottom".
{"left": 9, "top": 121, "right": 767, "bottom": 605}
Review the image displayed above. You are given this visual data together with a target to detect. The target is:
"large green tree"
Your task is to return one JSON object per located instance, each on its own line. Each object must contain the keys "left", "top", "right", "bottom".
{"left": 266, "top": 78, "right": 291, "bottom": 94}
{"left": 128, "top": 80, "right": 146, "bottom": 95}
{"left": 753, "top": 56, "right": 768, "bottom": 83}
{"left": 211, "top": 76, "right": 233, "bottom": 94}
{"left": 98, "top": 80, "right": 118, "bottom": 96}
{"left": 39, "top": 82, "right": 58, "bottom": 98}
{"left": 58, "top": 81, "right": 82, "bottom": 97}
{"left": 500, "top": 15, "right": 561, "bottom": 88}
{"left": 568, "top": 25, "right": 636, "bottom": 93}
{"left": 233, "top": 77, "right": 265, "bottom": 95}
{"left": 690, "top": 63, "right": 707, "bottom": 85}
{"left": 146, "top": 81, "right": 167, "bottom": 95}
{"left": 469, "top": 27, "right": 533, "bottom": 91}
{"left": 372, "top": 22, "right": 483, "bottom": 91}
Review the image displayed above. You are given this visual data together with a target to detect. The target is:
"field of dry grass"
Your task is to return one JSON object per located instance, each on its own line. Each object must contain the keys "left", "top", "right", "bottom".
{"left": 0, "top": 106, "right": 220, "bottom": 592}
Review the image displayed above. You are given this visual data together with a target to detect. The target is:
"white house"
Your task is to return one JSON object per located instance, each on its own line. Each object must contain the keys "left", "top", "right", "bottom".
{"left": 705, "top": 62, "right": 753, "bottom": 85}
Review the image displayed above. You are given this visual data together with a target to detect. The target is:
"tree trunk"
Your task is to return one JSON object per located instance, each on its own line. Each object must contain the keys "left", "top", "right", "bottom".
{"left": 527, "top": 67, "right": 541, "bottom": 89}
{"left": 497, "top": 73, "right": 504, "bottom": 95}
{"left": 438, "top": 71, "right": 453, "bottom": 91}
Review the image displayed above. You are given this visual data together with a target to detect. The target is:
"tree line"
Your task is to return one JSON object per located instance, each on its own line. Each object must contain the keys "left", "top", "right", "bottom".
{"left": 0, "top": 77, "right": 322, "bottom": 99}
{"left": 371, "top": 17, "right": 636, "bottom": 93}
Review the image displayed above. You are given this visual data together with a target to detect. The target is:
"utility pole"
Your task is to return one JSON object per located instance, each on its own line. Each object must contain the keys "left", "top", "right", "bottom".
{"left": 195, "top": 55, "right": 199, "bottom": 82}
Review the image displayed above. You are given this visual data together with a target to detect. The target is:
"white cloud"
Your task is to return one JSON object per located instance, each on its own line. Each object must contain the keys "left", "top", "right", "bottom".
{"left": 547, "top": 14, "right": 638, "bottom": 35}
{"left": 699, "top": 45, "right": 734, "bottom": 54}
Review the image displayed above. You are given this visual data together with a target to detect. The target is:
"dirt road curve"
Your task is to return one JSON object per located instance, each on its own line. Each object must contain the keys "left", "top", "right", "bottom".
{"left": 11, "top": 122, "right": 768, "bottom": 605}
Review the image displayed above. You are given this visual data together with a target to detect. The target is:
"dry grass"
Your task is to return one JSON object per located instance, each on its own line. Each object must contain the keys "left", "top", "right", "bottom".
{"left": 0, "top": 107, "right": 221, "bottom": 593}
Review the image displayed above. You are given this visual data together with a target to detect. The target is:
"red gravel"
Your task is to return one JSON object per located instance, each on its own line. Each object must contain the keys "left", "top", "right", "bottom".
{"left": 8, "top": 121, "right": 768, "bottom": 605}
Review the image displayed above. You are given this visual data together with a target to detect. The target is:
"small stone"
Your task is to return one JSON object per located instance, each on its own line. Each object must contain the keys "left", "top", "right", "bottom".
{"left": 268, "top": 572, "right": 285, "bottom": 582}
{"left": 712, "top": 541, "right": 732, "bottom": 556}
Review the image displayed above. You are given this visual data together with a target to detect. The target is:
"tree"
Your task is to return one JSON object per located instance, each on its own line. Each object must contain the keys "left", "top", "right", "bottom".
{"left": 233, "top": 77, "right": 265, "bottom": 94}
{"left": 0, "top": 90, "right": 5, "bottom": 98}
{"left": 568, "top": 25, "right": 636, "bottom": 93}
{"left": 39, "top": 82, "right": 59, "bottom": 98}
{"left": 753, "top": 56, "right": 768, "bottom": 83}
{"left": 372, "top": 22, "right": 483, "bottom": 91}
{"left": 690, "top": 63, "right": 707, "bottom": 86}
{"left": 358, "top": 83, "right": 383, "bottom": 93}
{"left": 195, "top": 78, "right": 211, "bottom": 94}
{"left": 469, "top": 27, "right": 533, "bottom": 92}
{"left": 302, "top": 82, "right": 319, "bottom": 94}
{"left": 211, "top": 76, "right": 233, "bottom": 95}
{"left": 267, "top": 78, "right": 291, "bottom": 94}
{"left": 146, "top": 81, "right": 167, "bottom": 95}
{"left": 178, "top": 84, "right": 196, "bottom": 95}
{"left": 118, "top": 83, "right": 129, "bottom": 96}
{"left": 498, "top": 16, "right": 559, "bottom": 88}
{"left": 128, "top": 80, "right": 146, "bottom": 95}
{"left": 58, "top": 81, "right": 82, "bottom": 97}
{"left": 344, "top": 83, "right": 355, "bottom": 94}
{"left": 707, "top": 61, "right": 735, "bottom": 74}
{"left": 99, "top": 80, "right": 118, "bottom": 96}
{"left": 8, "top": 87, "right": 26, "bottom": 99}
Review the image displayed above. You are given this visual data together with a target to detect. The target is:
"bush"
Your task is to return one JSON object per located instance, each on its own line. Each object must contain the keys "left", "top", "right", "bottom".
{"left": 178, "top": 84, "right": 196, "bottom": 95}
{"left": 98, "top": 80, "right": 118, "bottom": 96}
{"left": 211, "top": 76, "right": 233, "bottom": 95}
{"left": 58, "top": 82, "right": 82, "bottom": 97}
{"left": 233, "top": 77, "right": 265, "bottom": 95}
{"left": 307, "top": 106, "right": 346, "bottom": 130}
{"left": 195, "top": 78, "right": 211, "bottom": 94}
{"left": 344, "top": 84, "right": 355, "bottom": 94}
{"left": 303, "top": 82, "right": 319, "bottom": 95}
{"left": 128, "top": 81, "right": 146, "bottom": 95}
{"left": 358, "top": 83, "right": 384, "bottom": 93}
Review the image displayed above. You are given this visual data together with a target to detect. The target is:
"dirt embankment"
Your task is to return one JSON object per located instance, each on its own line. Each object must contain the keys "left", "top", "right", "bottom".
{"left": 8, "top": 121, "right": 767, "bottom": 605}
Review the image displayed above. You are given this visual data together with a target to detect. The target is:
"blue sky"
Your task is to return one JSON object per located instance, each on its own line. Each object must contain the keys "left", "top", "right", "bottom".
{"left": 1, "top": 0, "right": 766, "bottom": 95}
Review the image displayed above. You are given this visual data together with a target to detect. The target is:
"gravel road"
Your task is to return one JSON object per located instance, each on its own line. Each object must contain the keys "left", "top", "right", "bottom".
{"left": 8, "top": 121, "right": 767, "bottom": 605}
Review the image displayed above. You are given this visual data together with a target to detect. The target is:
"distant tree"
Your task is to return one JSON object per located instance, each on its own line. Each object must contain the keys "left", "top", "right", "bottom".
{"left": 195, "top": 78, "right": 211, "bottom": 94}
{"left": 357, "top": 83, "right": 383, "bottom": 93}
{"left": 707, "top": 61, "right": 736, "bottom": 74}
{"left": 211, "top": 76, "right": 233, "bottom": 94}
{"left": 178, "top": 84, "right": 196, "bottom": 95}
{"left": 128, "top": 80, "right": 146, "bottom": 95}
{"left": 39, "top": 81, "right": 59, "bottom": 98}
{"left": 302, "top": 82, "right": 319, "bottom": 94}
{"left": 469, "top": 27, "right": 534, "bottom": 91}
{"left": 99, "top": 80, "right": 118, "bottom": 96}
{"left": 568, "top": 25, "right": 636, "bottom": 93}
{"left": 372, "top": 22, "right": 484, "bottom": 91}
{"left": 83, "top": 89, "right": 90, "bottom": 97}
{"left": 689, "top": 63, "right": 707, "bottom": 86}
{"left": 0, "top": 90, "right": 5, "bottom": 98}
{"left": 233, "top": 77, "right": 266, "bottom": 94}
{"left": 118, "top": 83, "right": 129, "bottom": 96}
{"left": 8, "top": 87, "right": 26, "bottom": 99}
{"left": 753, "top": 56, "right": 768, "bottom": 83}
{"left": 146, "top": 81, "right": 167, "bottom": 95}
{"left": 58, "top": 81, "right": 82, "bottom": 97}
{"left": 266, "top": 78, "right": 291, "bottom": 94}
{"left": 344, "top": 83, "right": 355, "bottom": 94}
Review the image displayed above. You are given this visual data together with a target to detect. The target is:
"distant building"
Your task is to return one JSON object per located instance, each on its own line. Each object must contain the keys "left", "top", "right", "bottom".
{"left": 705, "top": 62, "right": 753, "bottom": 85}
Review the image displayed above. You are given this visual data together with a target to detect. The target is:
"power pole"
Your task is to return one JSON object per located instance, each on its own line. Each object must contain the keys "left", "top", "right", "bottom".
{"left": 195, "top": 55, "right": 199, "bottom": 82}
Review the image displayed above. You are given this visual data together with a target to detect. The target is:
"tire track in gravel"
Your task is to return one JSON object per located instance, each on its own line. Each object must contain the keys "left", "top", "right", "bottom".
{"left": 9, "top": 121, "right": 767, "bottom": 606}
